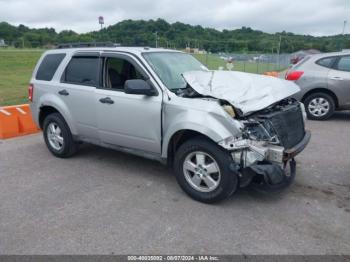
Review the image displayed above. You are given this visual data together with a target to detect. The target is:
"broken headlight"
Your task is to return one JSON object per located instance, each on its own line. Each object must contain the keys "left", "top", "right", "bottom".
{"left": 244, "top": 121, "right": 279, "bottom": 143}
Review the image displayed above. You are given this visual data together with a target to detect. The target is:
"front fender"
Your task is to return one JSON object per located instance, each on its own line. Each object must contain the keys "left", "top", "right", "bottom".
{"left": 37, "top": 93, "right": 78, "bottom": 135}
{"left": 161, "top": 103, "right": 242, "bottom": 158}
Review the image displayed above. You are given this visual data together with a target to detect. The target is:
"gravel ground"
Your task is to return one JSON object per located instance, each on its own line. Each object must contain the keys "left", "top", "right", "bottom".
{"left": 0, "top": 112, "right": 349, "bottom": 255}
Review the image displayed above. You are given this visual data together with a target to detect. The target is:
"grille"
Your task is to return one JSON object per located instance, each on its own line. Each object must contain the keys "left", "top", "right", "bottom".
{"left": 261, "top": 103, "right": 305, "bottom": 149}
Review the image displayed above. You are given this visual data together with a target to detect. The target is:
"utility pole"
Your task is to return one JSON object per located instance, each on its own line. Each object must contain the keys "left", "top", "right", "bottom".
{"left": 277, "top": 35, "right": 282, "bottom": 70}
{"left": 342, "top": 20, "right": 347, "bottom": 35}
{"left": 338, "top": 20, "right": 347, "bottom": 51}
{"left": 154, "top": 32, "right": 158, "bottom": 48}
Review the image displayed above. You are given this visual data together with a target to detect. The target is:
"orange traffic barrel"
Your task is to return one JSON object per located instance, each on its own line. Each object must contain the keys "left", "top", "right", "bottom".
{"left": 0, "top": 104, "right": 40, "bottom": 139}
{"left": 264, "top": 71, "right": 279, "bottom": 77}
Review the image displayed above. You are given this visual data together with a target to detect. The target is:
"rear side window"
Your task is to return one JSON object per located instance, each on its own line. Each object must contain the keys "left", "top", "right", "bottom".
{"left": 36, "top": 53, "right": 66, "bottom": 81}
{"left": 335, "top": 56, "right": 350, "bottom": 72}
{"left": 62, "top": 56, "right": 100, "bottom": 86}
{"left": 316, "top": 57, "right": 335, "bottom": 68}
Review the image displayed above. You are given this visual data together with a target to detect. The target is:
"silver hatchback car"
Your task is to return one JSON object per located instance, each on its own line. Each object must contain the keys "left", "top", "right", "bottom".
{"left": 30, "top": 45, "right": 310, "bottom": 203}
{"left": 286, "top": 51, "right": 350, "bottom": 120}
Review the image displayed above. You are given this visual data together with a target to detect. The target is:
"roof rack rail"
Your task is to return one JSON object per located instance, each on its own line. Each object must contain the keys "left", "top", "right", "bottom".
{"left": 56, "top": 42, "right": 120, "bottom": 49}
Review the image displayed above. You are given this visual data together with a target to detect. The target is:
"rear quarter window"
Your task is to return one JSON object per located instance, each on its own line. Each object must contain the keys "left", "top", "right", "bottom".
{"left": 315, "top": 57, "right": 336, "bottom": 68}
{"left": 36, "top": 53, "right": 66, "bottom": 81}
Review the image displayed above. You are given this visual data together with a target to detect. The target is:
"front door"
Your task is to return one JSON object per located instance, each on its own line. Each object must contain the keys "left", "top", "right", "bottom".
{"left": 96, "top": 53, "right": 162, "bottom": 154}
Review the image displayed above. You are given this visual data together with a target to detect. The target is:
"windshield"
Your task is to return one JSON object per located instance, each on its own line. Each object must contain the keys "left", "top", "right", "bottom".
{"left": 143, "top": 52, "right": 207, "bottom": 90}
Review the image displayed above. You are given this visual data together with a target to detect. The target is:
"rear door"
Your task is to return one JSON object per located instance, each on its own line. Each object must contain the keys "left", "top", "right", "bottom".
{"left": 95, "top": 52, "right": 162, "bottom": 154}
{"left": 328, "top": 55, "right": 350, "bottom": 109}
{"left": 59, "top": 53, "right": 100, "bottom": 139}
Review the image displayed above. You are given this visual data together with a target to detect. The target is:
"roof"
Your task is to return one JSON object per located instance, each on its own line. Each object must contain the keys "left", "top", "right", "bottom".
{"left": 291, "top": 49, "right": 321, "bottom": 56}
{"left": 306, "top": 50, "right": 350, "bottom": 60}
{"left": 45, "top": 46, "right": 181, "bottom": 56}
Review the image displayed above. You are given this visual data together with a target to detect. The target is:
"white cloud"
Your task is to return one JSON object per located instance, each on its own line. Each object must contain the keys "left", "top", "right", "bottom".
{"left": 0, "top": 0, "right": 349, "bottom": 35}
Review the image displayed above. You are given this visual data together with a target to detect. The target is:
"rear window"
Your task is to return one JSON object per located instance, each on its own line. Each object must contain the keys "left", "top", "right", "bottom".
{"left": 62, "top": 56, "right": 100, "bottom": 86}
{"left": 36, "top": 53, "right": 66, "bottom": 81}
{"left": 291, "top": 55, "right": 311, "bottom": 70}
{"left": 316, "top": 57, "right": 335, "bottom": 68}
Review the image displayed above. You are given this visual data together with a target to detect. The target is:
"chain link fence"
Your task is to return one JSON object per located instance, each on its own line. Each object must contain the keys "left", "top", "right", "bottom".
{"left": 192, "top": 53, "right": 291, "bottom": 74}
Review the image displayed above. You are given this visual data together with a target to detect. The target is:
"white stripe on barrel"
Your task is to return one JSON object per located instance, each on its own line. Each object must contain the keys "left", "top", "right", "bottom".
{"left": 0, "top": 109, "right": 11, "bottom": 116}
{"left": 16, "top": 107, "right": 26, "bottom": 115}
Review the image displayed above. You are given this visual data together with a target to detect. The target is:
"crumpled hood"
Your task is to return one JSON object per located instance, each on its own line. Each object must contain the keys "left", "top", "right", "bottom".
{"left": 182, "top": 70, "right": 300, "bottom": 115}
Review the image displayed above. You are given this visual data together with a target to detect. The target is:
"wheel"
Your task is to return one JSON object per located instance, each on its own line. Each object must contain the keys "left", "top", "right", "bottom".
{"left": 173, "top": 137, "right": 238, "bottom": 203}
{"left": 43, "top": 113, "right": 77, "bottom": 158}
{"left": 303, "top": 92, "right": 335, "bottom": 120}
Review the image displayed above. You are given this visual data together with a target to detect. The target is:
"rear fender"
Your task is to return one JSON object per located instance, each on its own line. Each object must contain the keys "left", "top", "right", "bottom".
{"left": 37, "top": 93, "right": 77, "bottom": 135}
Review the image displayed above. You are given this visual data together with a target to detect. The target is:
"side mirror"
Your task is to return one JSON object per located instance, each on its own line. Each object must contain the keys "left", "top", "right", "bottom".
{"left": 124, "top": 79, "right": 157, "bottom": 96}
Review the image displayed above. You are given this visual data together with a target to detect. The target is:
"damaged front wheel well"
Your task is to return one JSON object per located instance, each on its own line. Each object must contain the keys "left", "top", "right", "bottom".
{"left": 167, "top": 130, "right": 213, "bottom": 166}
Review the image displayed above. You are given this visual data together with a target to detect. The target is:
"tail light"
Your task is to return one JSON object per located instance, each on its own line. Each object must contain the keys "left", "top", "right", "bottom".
{"left": 28, "top": 84, "right": 34, "bottom": 102}
{"left": 285, "top": 71, "right": 304, "bottom": 81}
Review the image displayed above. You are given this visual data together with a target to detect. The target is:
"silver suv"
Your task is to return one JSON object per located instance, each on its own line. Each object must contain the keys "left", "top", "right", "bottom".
{"left": 30, "top": 46, "right": 310, "bottom": 203}
{"left": 286, "top": 51, "right": 350, "bottom": 120}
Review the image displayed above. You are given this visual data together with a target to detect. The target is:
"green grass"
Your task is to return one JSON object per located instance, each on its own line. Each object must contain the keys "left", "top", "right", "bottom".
{"left": 192, "top": 53, "right": 286, "bottom": 74}
{"left": 0, "top": 49, "right": 44, "bottom": 106}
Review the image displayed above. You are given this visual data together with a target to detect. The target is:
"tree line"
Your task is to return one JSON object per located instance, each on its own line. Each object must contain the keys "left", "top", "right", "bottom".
{"left": 1, "top": 18, "right": 349, "bottom": 53}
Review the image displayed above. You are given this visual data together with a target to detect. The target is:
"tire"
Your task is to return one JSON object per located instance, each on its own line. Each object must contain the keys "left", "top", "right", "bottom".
{"left": 43, "top": 113, "right": 77, "bottom": 158}
{"left": 303, "top": 92, "right": 335, "bottom": 120}
{"left": 173, "top": 137, "right": 238, "bottom": 203}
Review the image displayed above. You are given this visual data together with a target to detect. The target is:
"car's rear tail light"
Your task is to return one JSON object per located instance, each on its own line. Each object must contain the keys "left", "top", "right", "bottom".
{"left": 28, "top": 84, "right": 34, "bottom": 102}
{"left": 285, "top": 71, "right": 304, "bottom": 81}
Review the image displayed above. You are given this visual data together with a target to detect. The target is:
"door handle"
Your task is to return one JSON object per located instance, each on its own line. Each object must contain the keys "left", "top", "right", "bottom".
{"left": 99, "top": 97, "right": 114, "bottom": 104}
{"left": 58, "top": 89, "right": 69, "bottom": 96}
{"left": 330, "top": 76, "right": 343, "bottom": 81}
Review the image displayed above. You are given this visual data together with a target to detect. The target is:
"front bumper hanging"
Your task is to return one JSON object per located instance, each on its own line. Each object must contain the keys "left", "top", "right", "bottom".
{"left": 240, "top": 131, "right": 311, "bottom": 192}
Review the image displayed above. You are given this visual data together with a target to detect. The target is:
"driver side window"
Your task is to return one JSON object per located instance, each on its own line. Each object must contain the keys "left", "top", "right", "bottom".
{"left": 104, "top": 57, "right": 143, "bottom": 90}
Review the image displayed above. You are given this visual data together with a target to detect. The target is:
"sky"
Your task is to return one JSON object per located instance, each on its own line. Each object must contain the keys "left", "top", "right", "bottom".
{"left": 0, "top": 0, "right": 349, "bottom": 36}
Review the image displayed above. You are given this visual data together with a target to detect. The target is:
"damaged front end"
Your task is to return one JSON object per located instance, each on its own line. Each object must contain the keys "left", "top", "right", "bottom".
{"left": 219, "top": 99, "right": 311, "bottom": 192}
{"left": 180, "top": 70, "right": 311, "bottom": 192}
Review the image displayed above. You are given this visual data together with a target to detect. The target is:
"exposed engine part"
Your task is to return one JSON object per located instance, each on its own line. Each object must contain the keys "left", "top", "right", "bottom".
{"left": 245, "top": 99, "right": 305, "bottom": 149}
{"left": 242, "top": 121, "right": 279, "bottom": 144}
{"left": 230, "top": 142, "right": 284, "bottom": 168}
{"left": 219, "top": 98, "right": 304, "bottom": 168}
{"left": 222, "top": 104, "right": 235, "bottom": 118}
{"left": 175, "top": 84, "right": 202, "bottom": 98}
{"left": 232, "top": 149, "right": 265, "bottom": 167}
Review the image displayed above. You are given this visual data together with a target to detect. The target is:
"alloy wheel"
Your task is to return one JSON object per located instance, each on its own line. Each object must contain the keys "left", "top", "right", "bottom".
{"left": 183, "top": 151, "right": 221, "bottom": 192}
{"left": 47, "top": 122, "right": 64, "bottom": 151}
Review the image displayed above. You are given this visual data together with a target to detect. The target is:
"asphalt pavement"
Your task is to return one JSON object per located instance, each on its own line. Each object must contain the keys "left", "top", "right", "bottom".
{"left": 0, "top": 112, "right": 349, "bottom": 255}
